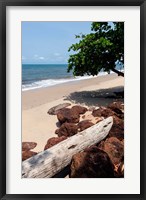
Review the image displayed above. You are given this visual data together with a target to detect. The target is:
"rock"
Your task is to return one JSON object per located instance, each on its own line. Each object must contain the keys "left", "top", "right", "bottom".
{"left": 96, "top": 140, "right": 105, "bottom": 149}
{"left": 92, "top": 107, "right": 105, "bottom": 117}
{"left": 71, "top": 105, "right": 88, "bottom": 114}
{"left": 57, "top": 108, "right": 80, "bottom": 124}
{"left": 22, "top": 142, "right": 37, "bottom": 151}
{"left": 108, "top": 101, "right": 124, "bottom": 114}
{"left": 113, "top": 115, "right": 124, "bottom": 128}
{"left": 92, "top": 104, "right": 124, "bottom": 119}
{"left": 22, "top": 151, "right": 37, "bottom": 161}
{"left": 47, "top": 103, "right": 71, "bottom": 115}
{"left": 109, "top": 124, "right": 124, "bottom": 140}
{"left": 77, "top": 120, "right": 94, "bottom": 132}
{"left": 108, "top": 102, "right": 124, "bottom": 119}
{"left": 100, "top": 108, "right": 115, "bottom": 118}
{"left": 92, "top": 105, "right": 124, "bottom": 140}
{"left": 108, "top": 116, "right": 124, "bottom": 140}
{"left": 55, "top": 122, "right": 78, "bottom": 137}
{"left": 44, "top": 136, "right": 67, "bottom": 150}
{"left": 99, "top": 137, "right": 124, "bottom": 165}
{"left": 92, "top": 107, "right": 115, "bottom": 118}
{"left": 70, "top": 146, "right": 115, "bottom": 178}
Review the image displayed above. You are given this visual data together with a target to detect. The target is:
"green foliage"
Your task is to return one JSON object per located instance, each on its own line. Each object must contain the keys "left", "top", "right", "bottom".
{"left": 67, "top": 22, "right": 124, "bottom": 77}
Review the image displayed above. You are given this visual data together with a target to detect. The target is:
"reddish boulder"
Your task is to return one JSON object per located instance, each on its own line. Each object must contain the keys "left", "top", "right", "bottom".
{"left": 113, "top": 115, "right": 124, "bottom": 128}
{"left": 57, "top": 108, "right": 80, "bottom": 124}
{"left": 77, "top": 120, "right": 94, "bottom": 132}
{"left": 44, "top": 136, "right": 67, "bottom": 150}
{"left": 71, "top": 105, "right": 88, "bottom": 115}
{"left": 22, "top": 142, "right": 37, "bottom": 151}
{"left": 108, "top": 101, "right": 124, "bottom": 113}
{"left": 92, "top": 107, "right": 115, "bottom": 118}
{"left": 70, "top": 146, "right": 115, "bottom": 178}
{"left": 108, "top": 102, "right": 124, "bottom": 119}
{"left": 97, "top": 140, "right": 105, "bottom": 149}
{"left": 93, "top": 109, "right": 124, "bottom": 140}
{"left": 100, "top": 108, "right": 115, "bottom": 118}
{"left": 22, "top": 151, "right": 37, "bottom": 161}
{"left": 108, "top": 115, "right": 124, "bottom": 140}
{"left": 55, "top": 122, "right": 78, "bottom": 137}
{"left": 99, "top": 137, "right": 124, "bottom": 165}
{"left": 109, "top": 124, "right": 124, "bottom": 141}
{"left": 92, "top": 107, "right": 105, "bottom": 117}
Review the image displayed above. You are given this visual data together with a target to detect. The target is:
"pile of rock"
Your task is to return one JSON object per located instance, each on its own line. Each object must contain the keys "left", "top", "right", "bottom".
{"left": 22, "top": 101, "right": 124, "bottom": 178}
{"left": 46, "top": 101, "right": 124, "bottom": 178}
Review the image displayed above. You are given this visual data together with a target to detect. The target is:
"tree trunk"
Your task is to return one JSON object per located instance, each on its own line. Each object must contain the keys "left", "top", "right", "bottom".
{"left": 22, "top": 117, "right": 113, "bottom": 178}
{"left": 111, "top": 68, "right": 124, "bottom": 77}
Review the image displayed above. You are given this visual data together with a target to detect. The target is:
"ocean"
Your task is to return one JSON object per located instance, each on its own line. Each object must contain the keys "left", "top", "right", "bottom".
{"left": 22, "top": 64, "right": 123, "bottom": 91}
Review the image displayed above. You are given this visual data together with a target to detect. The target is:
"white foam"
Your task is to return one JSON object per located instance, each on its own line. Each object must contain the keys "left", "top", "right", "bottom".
{"left": 22, "top": 71, "right": 110, "bottom": 91}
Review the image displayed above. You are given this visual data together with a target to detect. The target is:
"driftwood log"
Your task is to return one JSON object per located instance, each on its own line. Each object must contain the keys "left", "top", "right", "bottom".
{"left": 22, "top": 117, "right": 113, "bottom": 178}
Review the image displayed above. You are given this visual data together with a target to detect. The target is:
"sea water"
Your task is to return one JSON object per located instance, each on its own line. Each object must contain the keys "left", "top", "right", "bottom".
{"left": 22, "top": 64, "right": 123, "bottom": 91}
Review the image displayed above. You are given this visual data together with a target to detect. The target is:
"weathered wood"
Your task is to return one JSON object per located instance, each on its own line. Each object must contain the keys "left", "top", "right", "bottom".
{"left": 22, "top": 117, "right": 113, "bottom": 178}
{"left": 47, "top": 103, "right": 71, "bottom": 115}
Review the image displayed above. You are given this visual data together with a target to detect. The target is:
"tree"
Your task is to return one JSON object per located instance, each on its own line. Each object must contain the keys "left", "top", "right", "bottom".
{"left": 67, "top": 22, "right": 124, "bottom": 77}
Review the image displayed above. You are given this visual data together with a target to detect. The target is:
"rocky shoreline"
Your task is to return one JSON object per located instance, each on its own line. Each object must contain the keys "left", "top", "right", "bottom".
{"left": 22, "top": 99, "right": 124, "bottom": 178}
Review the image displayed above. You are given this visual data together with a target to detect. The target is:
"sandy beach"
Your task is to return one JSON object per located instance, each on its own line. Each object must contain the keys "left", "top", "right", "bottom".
{"left": 21, "top": 21, "right": 125, "bottom": 179}
{"left": 22, "top": 73, "right": 124, "bottom": 153}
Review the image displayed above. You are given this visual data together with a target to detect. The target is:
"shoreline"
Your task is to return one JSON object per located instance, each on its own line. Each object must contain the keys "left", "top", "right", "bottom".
{"left": 22, "top": 73, "right": 124, "bottom": 152}
{"left": 22, "top": 73, "right": 122, "bottom": 110}
{"left": 22, "top": 71, "right": 115, "bottom": 92}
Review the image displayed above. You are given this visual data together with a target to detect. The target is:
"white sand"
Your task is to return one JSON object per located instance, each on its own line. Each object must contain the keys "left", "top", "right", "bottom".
{"left": 22, "top": 74, "right": 124, "bottom": 152}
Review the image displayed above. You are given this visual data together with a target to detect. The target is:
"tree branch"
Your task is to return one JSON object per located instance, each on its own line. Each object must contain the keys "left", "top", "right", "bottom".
{"left": 111, "top": 68, "right": 124, "bottom": 77}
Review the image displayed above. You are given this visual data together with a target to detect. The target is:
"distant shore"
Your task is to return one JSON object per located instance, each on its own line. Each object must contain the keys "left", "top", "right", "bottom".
{"left": 22, "top": 73, "right": 124, "bottom": 152}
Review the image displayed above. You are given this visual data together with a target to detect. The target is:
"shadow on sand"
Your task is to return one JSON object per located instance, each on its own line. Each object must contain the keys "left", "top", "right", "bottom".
{"left": 64, "top": 86, "right": 124, "bottom": 107}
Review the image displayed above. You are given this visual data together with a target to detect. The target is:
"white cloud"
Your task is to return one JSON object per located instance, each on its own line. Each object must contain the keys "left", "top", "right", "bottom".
{"left": 39, "top": 57, "right": 45, "bottom": 60}
{"left": 33, "top": 55, "right": 45, "bottom": 60}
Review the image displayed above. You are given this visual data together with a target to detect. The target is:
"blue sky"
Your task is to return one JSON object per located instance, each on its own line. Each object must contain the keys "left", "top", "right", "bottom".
{"left": 22, "top": 22, "right": 93, "bottom": 64}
